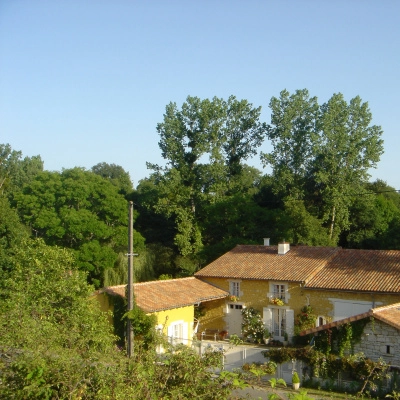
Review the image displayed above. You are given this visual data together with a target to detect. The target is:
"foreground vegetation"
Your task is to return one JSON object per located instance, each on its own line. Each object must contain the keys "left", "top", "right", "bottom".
{"left": 0, "top": 238, "right": 242, "bottom": 399}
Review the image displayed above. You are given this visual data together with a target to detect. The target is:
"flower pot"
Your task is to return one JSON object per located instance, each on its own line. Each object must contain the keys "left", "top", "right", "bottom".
{"left": 263, "top": 338, "right": 270, "bottom": 345}
{"left": 293, "top": 383, "right": 300, "bottom": 390}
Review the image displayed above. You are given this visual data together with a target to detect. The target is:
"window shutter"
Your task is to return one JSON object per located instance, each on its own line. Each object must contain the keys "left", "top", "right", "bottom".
{"left": 263, "top": 307, "right": 273, "bottom": 332}
{"left": 183, "top": 322, "right": 188, "bottom": 344}
{"left": 285, "top": 309, "right": 294, "bottom": 337}
{"left": 285, "top": 287, "right": 291, "bottom": 302}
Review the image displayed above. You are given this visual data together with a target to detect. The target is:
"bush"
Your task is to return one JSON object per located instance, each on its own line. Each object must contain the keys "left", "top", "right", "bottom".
{"left": 292, "top": 371, "right": 300, "bottom": 383}
{"left": 241, "top": 307, "right": 265, "bottom": 343}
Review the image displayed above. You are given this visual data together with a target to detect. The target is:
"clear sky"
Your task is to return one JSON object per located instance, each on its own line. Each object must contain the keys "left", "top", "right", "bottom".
{"left": 1, "top": 1, "right": 399, "bottom": 189}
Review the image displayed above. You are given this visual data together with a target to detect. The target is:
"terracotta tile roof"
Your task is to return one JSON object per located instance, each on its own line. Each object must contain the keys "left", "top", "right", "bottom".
{"left": 100, "top": 277, "right": 229, "bottom": 313}
{"left": 301, "top": 302, "right": 400, "bottom": 336}
{"left": 305, "top": 249, "right": 400, "bottom": 293}
{"left": 194, "top": 245, "right": 340, "bottom": 282}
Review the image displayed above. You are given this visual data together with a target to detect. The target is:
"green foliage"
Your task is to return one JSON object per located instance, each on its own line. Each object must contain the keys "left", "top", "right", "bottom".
{"left": 266, "top": 347, "right": 294, "bottom": 364}
{"left": 0, "top": 197, "right": 29, "bottom": 271}
{"left": 12, "top": 167, "right": 145, "bottom": 286}
{"left": 265, "top": 344, "right": 389, "bottom": 396}
{"left": 241, "top": 307, "right": 265, "bottom": 343}
{"left": 314, "top": 319, "right": 369, "bottom": 356}
{"left": 242, "top": 361, "right": 277, "bottom": 382}
{"left": 91, "top": 161, "right": 133, "bottom": 196}
{"left": 288, "top": 390, "right": 314, "bottom": 400}
{"left": 0, "top": 143, "right": 43, "bottom": 196}
{"left": 267, "top": 377, "right": 287, "bottom": 400}
{"left": 146, "top": 95, "right": 267, "bottom": 256}
{"left": 292, "top": 371, "right": 300, "bottom": 383}
{"left": 0, "top": 238, "right": 241, "bottom": 399}
{"left": 125, "top": 306, "right": 157, "bottom": 346}
{"left": 262, "top": 89, "right": 384, "bottom": 244}
{"left": 294, "top": 305, "right": 317, "bottom": 336}
{"left": 229, "top": 334, "right": 244, "bottom": 346}
{"left": 0, "top": 239, "right": 119, "bottom": 399}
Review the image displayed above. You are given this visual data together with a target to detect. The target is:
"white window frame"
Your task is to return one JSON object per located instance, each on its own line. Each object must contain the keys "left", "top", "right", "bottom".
{"left": 226, "top": 303, "right": 244, "bottom": 313}
{"left": 229, "top": 280, "right": 241, "bottom": 297}
{"left": 264, "top": 307, "right": 294, "bottom": 341}
{"left": 316, "top": 316, "right": 326, "bottom": 327}
{"left": 267, "top": 282, "right": 290, "bottom": 303}
{"left": 168, "top": 320, "right": 188, "bottom": 345}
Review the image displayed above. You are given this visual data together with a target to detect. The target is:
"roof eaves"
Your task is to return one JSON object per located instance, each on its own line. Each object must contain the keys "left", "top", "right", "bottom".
{"left": 300, "top": 311, "right": 372, "bottom": 336}
{"left": 302, "top": 286, "right": 400, "bottom": 295}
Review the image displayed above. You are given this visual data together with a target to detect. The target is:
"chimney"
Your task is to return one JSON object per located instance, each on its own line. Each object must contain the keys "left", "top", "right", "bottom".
{"left": 263, "top": 238, "right": 270, "bottom": 246}
{"left": 278, "top": 241, "right": 290, "bottom": 255}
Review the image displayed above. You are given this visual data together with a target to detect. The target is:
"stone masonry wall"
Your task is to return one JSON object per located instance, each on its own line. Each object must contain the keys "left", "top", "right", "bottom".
{"left": 353, "top": 319, "right": 400, "bottom": 366}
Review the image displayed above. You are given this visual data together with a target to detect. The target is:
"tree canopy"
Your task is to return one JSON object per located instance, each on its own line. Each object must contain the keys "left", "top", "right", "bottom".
{"left": 11, "top": 167, "right": 144, "bottom": 287}
{"left": 262, "top": 89, "right": 384, "bottom": 243}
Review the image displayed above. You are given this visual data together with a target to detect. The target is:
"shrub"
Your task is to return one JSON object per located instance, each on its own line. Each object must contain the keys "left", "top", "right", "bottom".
{"left": 292, "top": 371, "right": 300, "bottom": 384}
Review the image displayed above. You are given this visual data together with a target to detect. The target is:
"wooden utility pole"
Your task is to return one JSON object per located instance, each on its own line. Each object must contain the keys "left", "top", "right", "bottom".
{"left": 127, "top": 201, "right": 134, "bottom": 357}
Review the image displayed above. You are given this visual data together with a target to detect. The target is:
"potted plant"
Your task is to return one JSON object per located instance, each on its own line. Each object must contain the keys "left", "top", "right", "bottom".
{"left": 263, "top": 328, "right": 271, "bottom": 344}
{"left": 270, "top": 297, "right": 284, "bottom": 306}
{"left": 283, "top": 331, "right": 288, "bottom": 346}
{"left": 292, "top": 371, "right": 300, "bottom": 390}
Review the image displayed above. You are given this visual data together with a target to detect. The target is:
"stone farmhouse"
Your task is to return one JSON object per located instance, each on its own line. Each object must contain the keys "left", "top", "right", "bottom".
{"left": 194, "top": 241, "right": 400, "bottom": 346}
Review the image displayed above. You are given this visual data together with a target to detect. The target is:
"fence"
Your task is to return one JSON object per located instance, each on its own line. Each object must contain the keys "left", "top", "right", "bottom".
{"left": 167, "top": 336, "right": 399, "bottom": 393}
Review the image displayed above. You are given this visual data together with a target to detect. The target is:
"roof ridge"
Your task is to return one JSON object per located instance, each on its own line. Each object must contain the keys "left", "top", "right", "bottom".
{"left": 103, "top": 277, "right": 196, "bottom": 290}
{"left": 134, "top": 276, "right": 195, "bottom": 287}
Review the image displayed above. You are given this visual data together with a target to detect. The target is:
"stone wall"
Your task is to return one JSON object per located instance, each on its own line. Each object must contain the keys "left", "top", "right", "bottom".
{"left": 353, "top": 318, "right": 400, "bottom": 366}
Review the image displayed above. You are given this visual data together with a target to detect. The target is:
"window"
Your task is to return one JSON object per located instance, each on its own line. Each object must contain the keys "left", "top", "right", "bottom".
{"left": 316, "top": 316, "right": 326, "bottom": 327}
{"left": 272, "top": 308, "right": 286, "bottom": 337}
{"left": 386, "top": 345, "right": 391, "bottom": 354}
{"left": 268, "top": 282, "right": 289, "bottom": 303}
{"left": 172, "top": 323, "right": 183, "bottom": 344}
{"left": 168, "top": 320, "right": 188, "bottom": 345}
{"left": 229, "top": 304, "right": 243, "bottom": 310}
{"left": 229, "top": 281, "right": 240, "bottom": 297}
{"left": 273, "top": 284, "right": 286, "bottom": 299}
{"left": 263, "top": 307, "right": 294, "bottom": 341}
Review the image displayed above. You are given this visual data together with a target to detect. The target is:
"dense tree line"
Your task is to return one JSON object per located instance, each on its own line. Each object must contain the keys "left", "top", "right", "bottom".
{"left": 1, "top": 90, "right": 400, "bottom": 288}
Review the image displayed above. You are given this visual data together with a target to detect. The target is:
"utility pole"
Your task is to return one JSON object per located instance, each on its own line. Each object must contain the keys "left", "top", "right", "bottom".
{"left": 127, "top": 201, "right": 134, "bottom": 358}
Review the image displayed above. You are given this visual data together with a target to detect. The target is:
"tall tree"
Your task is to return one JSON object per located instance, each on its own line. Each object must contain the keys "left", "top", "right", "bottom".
{"left": 261, "top": 89, "right": 319, "bottom": 200}
{"left": 0, "top": 143, "right": 43, "bottom": 195}
{"left": 148, "top": 95, "right": 266, "bottom": 256}
{"left": 91, "top": 162, "right": 133, "bottom": 196}
{"left": 314, "top": 94, "right": 384, "bottom": 240}
{"left": 221, "top": 96, "right": 267, "bottom": 178}
{"left": 262, "top": 90, "right": 384, "bottom": 244}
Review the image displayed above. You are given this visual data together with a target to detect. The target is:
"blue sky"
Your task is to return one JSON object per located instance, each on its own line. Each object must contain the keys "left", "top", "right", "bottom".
{"left": 1, "top": 1, "right": 399, "bottom": 189}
